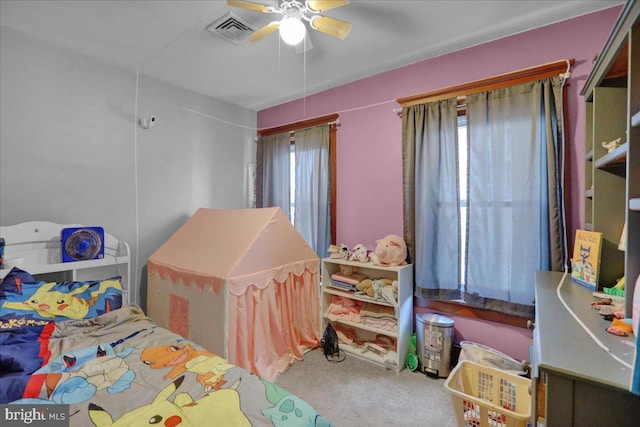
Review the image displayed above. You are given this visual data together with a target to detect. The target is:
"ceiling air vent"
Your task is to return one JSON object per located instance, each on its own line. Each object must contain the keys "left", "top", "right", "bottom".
{"left": 206, "top": 12, "right": 255, "bottom": 45}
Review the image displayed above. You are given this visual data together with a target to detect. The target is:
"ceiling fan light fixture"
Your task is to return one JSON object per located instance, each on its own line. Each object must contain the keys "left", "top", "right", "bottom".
{"left": 227, "top": 0, "right": 351, "bottom": 45}
{"left": 279, "top": 16, "right": 306, "bottom": 45}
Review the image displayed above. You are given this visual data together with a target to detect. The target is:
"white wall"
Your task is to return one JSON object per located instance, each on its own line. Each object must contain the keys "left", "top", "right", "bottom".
{"left": 0, "top": 26, "right": 256, "bottom": 307}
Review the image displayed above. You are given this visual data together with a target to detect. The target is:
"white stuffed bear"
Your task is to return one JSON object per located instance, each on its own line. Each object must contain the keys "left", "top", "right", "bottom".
{"left": 348, "top": 244, "right": 369, "bottom": 263}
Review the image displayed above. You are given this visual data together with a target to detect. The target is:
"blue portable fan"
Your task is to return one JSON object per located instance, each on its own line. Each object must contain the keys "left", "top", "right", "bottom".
{"left": 61, "top": 227, "right": 104, "bottom": 262}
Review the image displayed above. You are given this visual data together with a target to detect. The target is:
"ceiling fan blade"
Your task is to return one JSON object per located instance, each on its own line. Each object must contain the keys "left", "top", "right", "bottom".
{"left": 310, "top": 15, "right": 352, "bottom": 40}
{"left": 227, "top": 0, "right": 273, "bottom": 13}
{"left": 248, "top": 21, "right": 280, "bottom": 42}
{"left": 306, "top": 0, "right": 349, "bottom": 13}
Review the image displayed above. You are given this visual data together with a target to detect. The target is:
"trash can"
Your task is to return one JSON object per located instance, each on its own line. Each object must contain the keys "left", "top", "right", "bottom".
{"left": 416, "top": 313, "right": 454, "bottom": 378}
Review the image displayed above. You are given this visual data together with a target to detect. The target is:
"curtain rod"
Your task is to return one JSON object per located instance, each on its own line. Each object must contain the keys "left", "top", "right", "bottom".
{"left": 287, "top": 120, "right": 339, "bottom": 135}
{"left": 258, "top": 113, "right": 339, "bottom": 137}
{"left": 397, "top": 59, "right": 574, "bottom": 108}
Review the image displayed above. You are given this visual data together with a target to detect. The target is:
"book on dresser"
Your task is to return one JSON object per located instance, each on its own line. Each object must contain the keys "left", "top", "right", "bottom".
{"left": 571, "top": 229, "right": 603, "bottom": 291}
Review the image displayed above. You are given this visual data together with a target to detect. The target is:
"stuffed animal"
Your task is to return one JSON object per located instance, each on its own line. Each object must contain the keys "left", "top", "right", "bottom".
{"left": 369, "top": 253, "right": 380, "bottom": 265}
{"left": 356, "top": 278, "right": 394, "bottom": 298}
{"left": 348, "top": 244, "right": 369, "bottom": 263}
{"left": 328, "top": 244, "right": 351, "bottom": 260}
{"left": 372, "top": 234, "right": 407, "bottom": 266}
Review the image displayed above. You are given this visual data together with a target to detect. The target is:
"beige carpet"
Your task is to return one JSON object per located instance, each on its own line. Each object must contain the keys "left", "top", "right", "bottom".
{"left": 275, "top": 349, "right": 458, "bottom": 427}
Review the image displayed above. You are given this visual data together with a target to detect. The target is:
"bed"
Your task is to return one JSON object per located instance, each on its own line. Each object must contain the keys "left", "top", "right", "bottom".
{"left": 0, "top": 222, "right": 331, "bottom": 427}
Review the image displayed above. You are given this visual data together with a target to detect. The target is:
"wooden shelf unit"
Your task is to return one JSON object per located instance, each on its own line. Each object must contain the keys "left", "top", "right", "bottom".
{"left": 632, "top": 110, "right": 640, "bottom": 127}
{"left": 581, "top": 0, "right": 639, "bottom": 309}
{"left": 321, "top": 258, "right": 413, "bottom": 372}
{"left": 594, "top": 141, "right": 628, "bottom": 168}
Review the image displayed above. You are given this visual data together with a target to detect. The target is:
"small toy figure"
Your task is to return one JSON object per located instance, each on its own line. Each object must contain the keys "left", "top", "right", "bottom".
{"left": 602, "top": 137, "right": 622, "bottom": 153}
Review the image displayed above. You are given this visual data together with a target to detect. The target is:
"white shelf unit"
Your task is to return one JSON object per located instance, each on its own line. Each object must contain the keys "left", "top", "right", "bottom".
{"left": 321, "top": 258, "right": 413, "bottom": 372}
{"left": 0, "top": 221, "right": 132, "bottom": 304}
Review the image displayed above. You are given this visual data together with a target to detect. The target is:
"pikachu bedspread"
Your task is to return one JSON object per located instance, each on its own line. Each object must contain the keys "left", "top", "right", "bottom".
{"left": 1, "top": 305, "right": 332, "bottom": 427}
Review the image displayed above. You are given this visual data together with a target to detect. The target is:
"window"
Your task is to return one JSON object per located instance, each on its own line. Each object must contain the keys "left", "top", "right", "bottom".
{"left": 458, "top": 115, "right": 467, "bottom": 290}
{"left": 290, "top": 142, "right": 296, "bottom": 225}
{"left": 257, "top": 114, "right": 338, "bottom": 256}
{"left": 400, "top": 61, "right": 570, "bottom": 317}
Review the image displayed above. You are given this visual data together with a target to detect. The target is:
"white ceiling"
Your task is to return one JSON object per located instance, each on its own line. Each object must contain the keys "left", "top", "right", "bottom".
{"left": 0, "top": 0, "right": 623, "bottom": 111}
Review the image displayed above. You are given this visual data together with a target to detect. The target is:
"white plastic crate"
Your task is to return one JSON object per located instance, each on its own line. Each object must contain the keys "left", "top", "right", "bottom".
{"left": 444, "top": 360, "right": 531, "bottom": 427}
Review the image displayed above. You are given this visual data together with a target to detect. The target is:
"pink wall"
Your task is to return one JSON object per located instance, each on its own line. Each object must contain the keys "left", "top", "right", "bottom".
{"left": 258, "top": 6, "right": 622, "bottom": 252}
{"left": 258, "top": 7, "right": 623, "bottom": 361}
{"left": 416, "top": 308, "right": 533, "bottom": 363}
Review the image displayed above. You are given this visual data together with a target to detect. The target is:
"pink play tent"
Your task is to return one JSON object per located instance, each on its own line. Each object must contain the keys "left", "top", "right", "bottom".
{"left": 146, "top": 207, "right": 320, "bottom": 381}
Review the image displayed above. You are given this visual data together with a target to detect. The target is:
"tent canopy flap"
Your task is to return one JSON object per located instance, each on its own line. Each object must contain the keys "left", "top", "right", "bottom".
{"left": 148, "top": 207, "right": 320, "bottom": 295}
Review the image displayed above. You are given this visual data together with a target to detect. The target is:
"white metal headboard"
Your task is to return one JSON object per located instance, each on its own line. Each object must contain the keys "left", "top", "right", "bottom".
{"left": 0, "top": 221, "right": 132, "bottom": 304}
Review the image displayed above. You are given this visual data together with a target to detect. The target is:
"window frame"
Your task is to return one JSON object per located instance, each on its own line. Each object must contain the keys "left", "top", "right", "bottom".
{"left": 258, "top": 113, "right": 338, "bottom": 244}
{"left": 398, "top": 60, "right": 573, "bottom": 324}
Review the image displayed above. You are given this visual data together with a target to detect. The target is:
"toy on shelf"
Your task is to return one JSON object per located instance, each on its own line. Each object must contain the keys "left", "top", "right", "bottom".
{"left": 604, "top": 276, "right": 625, "bottom": 297}
{"left": 370, "top": 234, "right": 407, "bottom": 266}
{"left": 601, "top": 137, "right": 623, "bottom": 153}
{"left": 356, "top": 278, "right": 398, "bottom": 306}
{"left": 599, "top": 276, "right": 635, "bottom": 337}
{"left": 606, "top": 317, "right": 633, "bottom": 336}
{"left": 328, "top": 244, "right": 350, "bottom": 260}
{"left": 348, "top": 244, "right": 369, "bottom": 263}
{"left": 328, "top": 235, "right": 409, "bottom": 267}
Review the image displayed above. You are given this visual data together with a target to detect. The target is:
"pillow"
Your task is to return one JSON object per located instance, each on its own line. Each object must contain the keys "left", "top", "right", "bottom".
{"left": 0, "top": 267, "right": 36, "bottom": 299}
{"left": 0, "top": 277, "right": 122, "bottom": 325}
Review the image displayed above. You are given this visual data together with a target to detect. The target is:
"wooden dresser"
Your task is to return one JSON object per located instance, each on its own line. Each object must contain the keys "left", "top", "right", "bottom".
{"left": 531, "top": 271, "right": 640, "bottom": 426}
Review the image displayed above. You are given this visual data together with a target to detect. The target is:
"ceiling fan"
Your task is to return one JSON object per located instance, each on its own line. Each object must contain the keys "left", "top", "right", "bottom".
{"left": 227, "top": 0, "right": 352, "bottom": 46}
